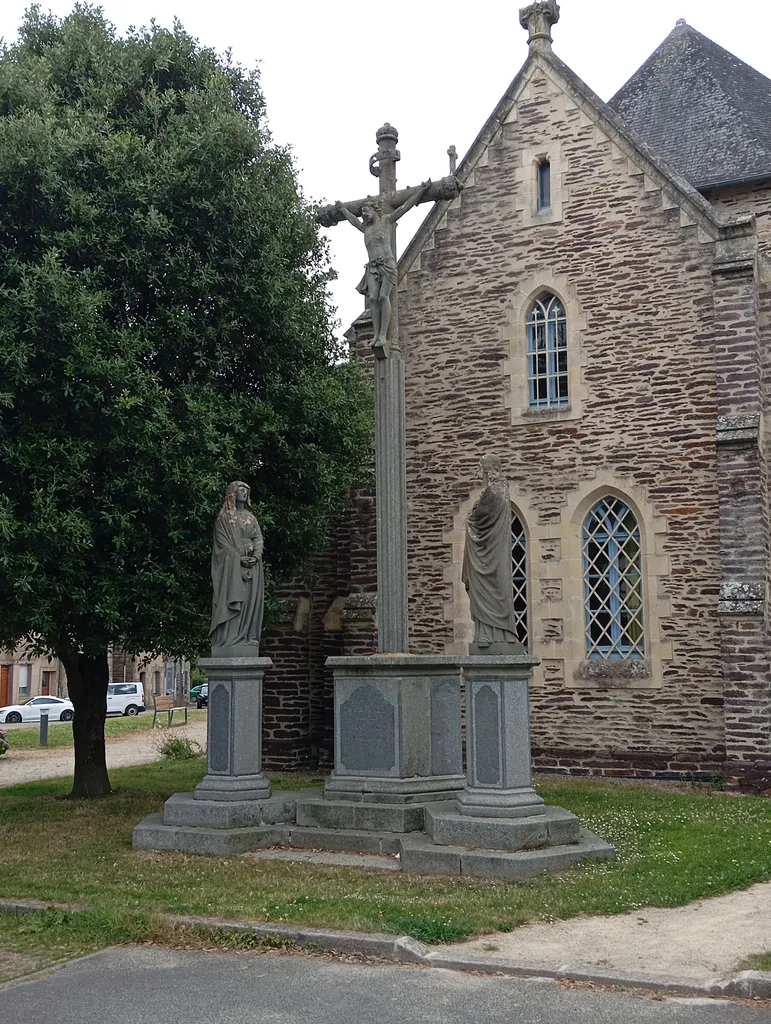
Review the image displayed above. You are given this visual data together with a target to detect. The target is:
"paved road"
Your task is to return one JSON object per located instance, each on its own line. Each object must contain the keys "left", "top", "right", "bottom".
{"left": 3, "top": 946, "right": 768, "bottom": 1024}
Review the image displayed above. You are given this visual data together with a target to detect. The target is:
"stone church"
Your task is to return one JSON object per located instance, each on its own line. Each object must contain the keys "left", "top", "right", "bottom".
{"left": 260, "top": 5, "right": 771, "bottom": 791}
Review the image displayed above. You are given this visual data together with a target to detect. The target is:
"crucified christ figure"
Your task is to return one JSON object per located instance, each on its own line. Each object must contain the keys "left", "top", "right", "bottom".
{"left": 335, "top": 180, "right": 431, "bottom": 349}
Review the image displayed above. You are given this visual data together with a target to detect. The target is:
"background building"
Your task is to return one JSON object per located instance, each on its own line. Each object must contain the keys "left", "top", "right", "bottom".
{"left": 0, "top": 650, "right": 66, "bottom": 706}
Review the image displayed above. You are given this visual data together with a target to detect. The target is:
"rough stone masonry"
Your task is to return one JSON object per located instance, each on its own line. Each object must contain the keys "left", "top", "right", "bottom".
{"left": 259, "top": 12, "right": 771, "bottom": 791}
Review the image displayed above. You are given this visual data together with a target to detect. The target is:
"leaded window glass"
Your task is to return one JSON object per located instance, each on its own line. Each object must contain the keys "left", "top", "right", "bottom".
{"left": 527, "top": 294, "right": 568, "bottom": 409}
{"left": 583, "top": 497, "right": 644, "bottom": 660}
{"left": 511, "top": 512, "right": 528, "bottom": 650}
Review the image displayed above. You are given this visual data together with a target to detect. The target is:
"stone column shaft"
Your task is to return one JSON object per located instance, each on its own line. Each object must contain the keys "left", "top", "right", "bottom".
{"left": 375, "top": 354, "right": 409, "bottom": 653}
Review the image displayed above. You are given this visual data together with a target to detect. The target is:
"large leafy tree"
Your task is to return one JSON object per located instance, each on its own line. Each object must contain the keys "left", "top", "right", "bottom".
{"left": 0, "top": 5, "right": 372, "bottom": 796}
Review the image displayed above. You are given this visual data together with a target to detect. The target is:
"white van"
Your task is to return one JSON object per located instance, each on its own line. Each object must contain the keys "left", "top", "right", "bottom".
{"left": 106, "top": 682, "right": 146, "bottom": 717}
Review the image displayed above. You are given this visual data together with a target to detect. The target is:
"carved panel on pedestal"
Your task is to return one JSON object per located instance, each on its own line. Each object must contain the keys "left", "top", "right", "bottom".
{"left": 209, "top": 683, "right": 231, "bottom": 773}
{"left": 340, "top": 684, "right": 396, "bottom": 772}
{"left": 474, "top": 684, "right": 502, "bottom": 786}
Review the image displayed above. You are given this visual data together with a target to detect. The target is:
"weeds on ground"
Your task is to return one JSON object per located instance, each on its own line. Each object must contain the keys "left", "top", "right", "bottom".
{"left": 739, "top": 952, "right": 771, "bottom": 972}
{"left": 154, "top": 732, "right": 204, "bottom": 761}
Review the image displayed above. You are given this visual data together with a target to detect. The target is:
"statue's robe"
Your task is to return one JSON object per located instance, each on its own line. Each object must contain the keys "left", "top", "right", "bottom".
{"left": 210, "top": 510, "right": 264, "bottom": 650}
{"left": 462, "top": 478, "right": 519, "bottom": 646}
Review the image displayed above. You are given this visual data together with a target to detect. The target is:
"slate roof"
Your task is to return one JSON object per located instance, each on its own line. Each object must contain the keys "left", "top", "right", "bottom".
{"left": 609, "top": 21, "right": 771, "bottom": 190}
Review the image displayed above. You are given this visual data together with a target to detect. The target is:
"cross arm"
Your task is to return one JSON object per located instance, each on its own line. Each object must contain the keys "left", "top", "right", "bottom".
{"left": 317, "top": 174, "right": 462, "bottom": 228}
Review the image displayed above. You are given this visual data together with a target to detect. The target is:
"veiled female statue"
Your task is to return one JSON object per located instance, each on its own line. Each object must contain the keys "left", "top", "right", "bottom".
{"left": 210, "top": 481, "right": 264, "bottom": 653}
{"left": 462, "top": 454, "right": 523, "bottom": 654}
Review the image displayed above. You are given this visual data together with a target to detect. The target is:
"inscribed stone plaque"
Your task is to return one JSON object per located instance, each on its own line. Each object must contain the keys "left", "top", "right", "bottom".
{"left": 430, "top": 677, "right": 462, "bottom": 775}
{"left": 340, "top": 684, "right": 396, "bottom": 773}
{"left": 474, "top": 684, "right": 501, "bottom": 786}
{"left": 209, "top": 683, "right": 231, "bottom": 773}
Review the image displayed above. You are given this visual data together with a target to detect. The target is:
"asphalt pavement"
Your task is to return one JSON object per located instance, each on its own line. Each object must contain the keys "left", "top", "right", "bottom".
{"left": 3, "top": 946, "right": 769, "bottom": 1024}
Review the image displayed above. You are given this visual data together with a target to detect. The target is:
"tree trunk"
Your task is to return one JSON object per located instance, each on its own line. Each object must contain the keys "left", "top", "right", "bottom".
{"left": 61, "top": 648, "right": 112, "bottom": 798}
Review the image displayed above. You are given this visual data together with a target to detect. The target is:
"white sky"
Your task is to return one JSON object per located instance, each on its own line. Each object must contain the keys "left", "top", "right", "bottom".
{"left": 2, "top": 1, "right": 771, "bottom": 336}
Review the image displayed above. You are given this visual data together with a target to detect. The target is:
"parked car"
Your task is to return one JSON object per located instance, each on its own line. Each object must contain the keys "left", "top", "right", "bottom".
{"left": 189, "top": 683, "right": 206, "bottom": 703}
{"left": 196, "top": 684, "right": 208, "bottom": 710}
{"left": 0, "top": 696, "right": 74, "bottom": 724}
{"left": 106, "top": 682, "right": 146, "bottom": 717}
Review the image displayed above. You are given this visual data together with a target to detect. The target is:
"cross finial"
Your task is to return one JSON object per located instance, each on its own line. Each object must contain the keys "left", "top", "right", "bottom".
{"left": 519, "top": 0, "right": 560, "bottom": 52}
{"left": 447, "top": 145, "right": 458, "bottom": 175}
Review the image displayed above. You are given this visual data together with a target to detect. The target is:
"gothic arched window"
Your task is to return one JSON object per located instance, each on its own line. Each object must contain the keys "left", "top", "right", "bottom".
{"left": 527, "top": 294, "right": 568, "bottom": 409}
{"left": 511, "top": 512, "right": 529, "bottom": 650}
{"left": 583, "top": 496, "right": 644, "bottom": 660}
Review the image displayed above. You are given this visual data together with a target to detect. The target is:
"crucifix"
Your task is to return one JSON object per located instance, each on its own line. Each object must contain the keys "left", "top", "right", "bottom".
{"left": 318, "top": 124, "right": 462, "bottom": 653}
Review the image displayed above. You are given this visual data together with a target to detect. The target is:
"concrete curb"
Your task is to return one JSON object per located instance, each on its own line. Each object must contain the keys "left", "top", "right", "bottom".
{"left": 2, "top": 897, "right": 770, "bottom": 999}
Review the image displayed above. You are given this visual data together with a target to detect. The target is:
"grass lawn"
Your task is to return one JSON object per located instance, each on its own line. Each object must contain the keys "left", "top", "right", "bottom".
{"left": 2, "top": 761, "right": 771, "bottom": 969}
{"left": 3, "top": 710, "right": 207, "bottom": 751}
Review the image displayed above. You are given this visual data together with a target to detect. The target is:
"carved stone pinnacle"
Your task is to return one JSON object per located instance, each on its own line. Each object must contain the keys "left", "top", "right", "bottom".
{"left": 376, "top": 123, "right": 399, "bottom": 145}
{"left": 519, "top": 0, "right": 560, "bottom": 51}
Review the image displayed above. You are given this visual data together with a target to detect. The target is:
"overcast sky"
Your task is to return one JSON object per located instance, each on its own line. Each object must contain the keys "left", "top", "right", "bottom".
{"left": 2, "top": 1, "right": 770, "bottom": 336}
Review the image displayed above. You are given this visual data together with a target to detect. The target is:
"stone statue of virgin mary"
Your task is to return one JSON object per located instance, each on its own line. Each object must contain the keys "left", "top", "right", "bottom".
{"left": 462, "top": 454, "right": 524, "bottom": 655}
{"left": 210, "top": 481, "right": 265, "bottom": 654}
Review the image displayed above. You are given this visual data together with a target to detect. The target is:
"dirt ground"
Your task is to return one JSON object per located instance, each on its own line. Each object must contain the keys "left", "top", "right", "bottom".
{"left": 0, "top": 720, "right": 208, "bottom": 788}
{"left": 444, "top": 881, "right": 771, "bottom": 981}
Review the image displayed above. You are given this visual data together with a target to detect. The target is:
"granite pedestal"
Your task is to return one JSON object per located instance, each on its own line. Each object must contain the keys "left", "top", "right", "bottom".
{"left": 134, "top": 653, "right": 614, "bottom": 879}
{"left": 456, "top": 656, "right": 544, "bottom": 818}
{"left": 296, "top": 655, "right": 466, "bottom": 832}
{"left": 194, "top": 656, "right": 273, "bottom": 802}
{"left": 133, "top": 655, "right": 295, "bottom": 854}
{"left": 393, "top": 655, "right": 613, "bottom": 877}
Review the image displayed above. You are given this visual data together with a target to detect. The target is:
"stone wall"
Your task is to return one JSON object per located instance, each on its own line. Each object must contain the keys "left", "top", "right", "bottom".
{"left": 260, "top": 487, "right": 378, "bottom": 771}
{"left": 389, "top": 58, "right": 737, "bottom": 779}
{"left": 259, "top": 55, "right": 771, "bottom": 788}
{"left": 702, "top": 183, "right": 771, "bottom": 789}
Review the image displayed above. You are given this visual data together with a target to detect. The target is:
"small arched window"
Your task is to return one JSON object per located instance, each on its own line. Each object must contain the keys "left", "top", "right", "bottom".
{"left": 511, "top": 512, "right": 529, "bottom": 650}
{"left": 527, "top": 294, "right": 568, "bottom": 409}
{"left": 583, "top": 497, "right": 644, "bottom": 660}
{"left": 537, "top": 160, "right": 551, "bottom": 211}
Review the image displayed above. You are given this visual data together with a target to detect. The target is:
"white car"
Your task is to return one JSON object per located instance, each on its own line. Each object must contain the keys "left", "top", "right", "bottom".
{"left": 106, "top": 682, "right": 145, "bottom": 717}
{"left": 0, "top": 696, "right": 74, "bottom": 724}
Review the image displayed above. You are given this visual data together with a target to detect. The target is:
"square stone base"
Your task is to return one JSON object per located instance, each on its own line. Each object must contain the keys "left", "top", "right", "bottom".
{"left": 426, "top": 804, "right": 580, "bottom": 851}
{"left": 323, "top": 773, "right": 465, "bottom": 805}
{"left": 164, "top": 791, "right": 296, "bottom": 829}
{"left": 399, "top": 828, "right": 615, "bottom": 880}
{"left": 295, "top": 794, "right": 450, "bottom": 833}
{"left": 195, "top": 773, "right": 272, "bottom": 803}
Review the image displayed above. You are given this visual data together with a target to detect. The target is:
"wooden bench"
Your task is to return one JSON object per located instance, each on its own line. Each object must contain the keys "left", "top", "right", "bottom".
{"left": 151, "top": 694, "right": 189, "bottom": 728}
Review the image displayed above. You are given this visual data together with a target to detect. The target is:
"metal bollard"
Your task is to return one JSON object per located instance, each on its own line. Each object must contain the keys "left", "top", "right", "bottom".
{"left": 39, "top": 709, "right": 49, "bottom": 747}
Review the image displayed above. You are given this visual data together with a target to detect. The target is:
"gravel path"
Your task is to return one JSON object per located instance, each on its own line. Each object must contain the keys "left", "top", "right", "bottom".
{"left": 0, "top": 720, "right": 208, "bottom": 788}
{"left": 443, "top": 881, "right": 771, "bottom": 981}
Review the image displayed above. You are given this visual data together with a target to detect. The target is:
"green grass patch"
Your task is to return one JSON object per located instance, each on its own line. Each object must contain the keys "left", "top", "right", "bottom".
{"left": 1, "top": 764, "right": 771, "bottom": 958}
{"left": 740, "top": 951, "right": 771, "bottom": 972}
{"left": 0, "top": 907, "right": 149, "bottom": 962}
{"left": 3, "top": 711, "right": 207, "bottom": 751}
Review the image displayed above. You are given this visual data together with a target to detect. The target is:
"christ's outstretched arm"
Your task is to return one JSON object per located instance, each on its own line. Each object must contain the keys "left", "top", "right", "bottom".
{"left": 334, "top": 201, "right": 365, "bottom": 232}
{"left": 386, "top": 180, "right": 432, "bottom": 224}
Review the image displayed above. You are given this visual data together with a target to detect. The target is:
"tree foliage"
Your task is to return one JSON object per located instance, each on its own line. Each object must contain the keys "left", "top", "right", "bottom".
{"left": 0, "top": 5, "right": 372, "bottom": 793}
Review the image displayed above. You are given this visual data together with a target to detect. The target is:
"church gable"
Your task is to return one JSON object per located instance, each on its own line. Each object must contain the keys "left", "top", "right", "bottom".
{"left": 401, "top": 26, "right": 755, "bottom": 283}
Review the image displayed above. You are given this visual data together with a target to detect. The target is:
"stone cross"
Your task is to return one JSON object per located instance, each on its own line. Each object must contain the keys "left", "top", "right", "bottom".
{"left": 318, "top": 126, "right": 461, "bottom": 652}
